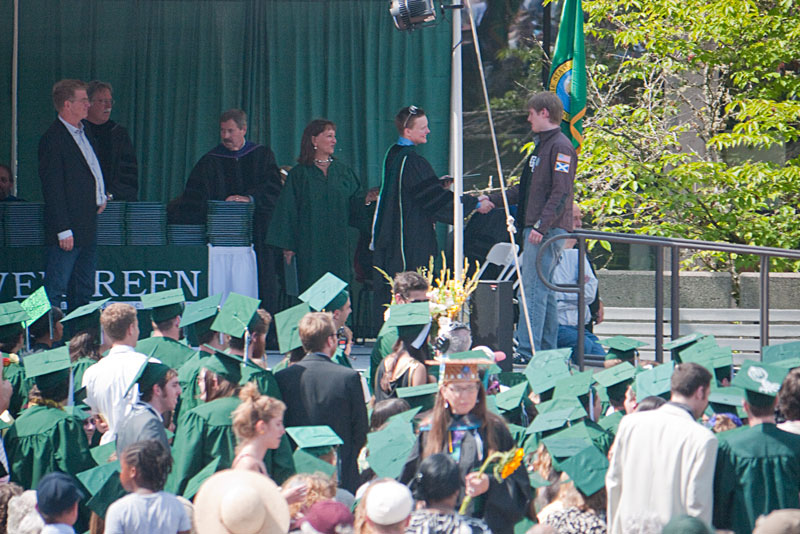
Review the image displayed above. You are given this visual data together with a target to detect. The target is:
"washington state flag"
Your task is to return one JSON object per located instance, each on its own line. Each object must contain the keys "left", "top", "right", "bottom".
{"left": 548, "top": 0, "right": 586, "bottom": 151}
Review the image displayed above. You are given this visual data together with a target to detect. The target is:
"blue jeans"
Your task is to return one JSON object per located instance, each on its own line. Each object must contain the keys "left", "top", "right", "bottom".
{"left": 45, "top": 241, "right": 97, "bottom": 310}
{"left": 516, "top": 227, "right": 566, "bottom": 358}
{"left": 557, "top": 325, "right": 607, "bottom": 364}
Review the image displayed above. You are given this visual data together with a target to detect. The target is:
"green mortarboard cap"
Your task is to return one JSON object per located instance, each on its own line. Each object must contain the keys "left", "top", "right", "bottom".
{"left": 762, "top": 341, "right": 800, "bottom": 364}
{"left": 140, "top": 288, "right": 186, "bottom": 323}
{"left": 293, "top": 449, "right": 336, "bottom": 477}
{"left": 275, "top": 302, "right": 312, "bottom": 354}
{"left": 676, "top": 335, "right": 718, "bottom": 362}
{"left": 542, "top": 431, "right": 594, "bottom": 460}
{"left": 708, "top": 385, "right": 745, "bottom": 416}
{"left": 22, "top": 345, "right": 71, "bottom": 390}
{"left": 558, "top": 445, "right": 609, "bottom": 496}
{"left": 385, "top": 406, "right": 423, "bottom": 427}
{"left": 601, "top": 336, "right": 647, "bottom": 361}
{"left": 773, "top": 357, "right": 800, "bottom": 370}
{"left": 21, "top": 287, "right": 51, "bottom": 327}
{"left": 682, "top": 346, "right": 733, "bottom": 383}
{"left": 0, "top": 301, "right": 29, "bottom": 339}
{"left": 598, "top": 411, "right": 624, "bottom": 433}
{"left": 507, "top": 423, "right": 527, "bottom": 445}
{"left": 201, "top": 349, "right": 243, "bottom": 384}
{"left": 495, "top": 382, "right": 530, "bottom": 413}
{"left": 524, "top": 356, "right": 571, "bottom": 395}
{"left": 554, "top": 370, "right": 594, "bottom": 399}
{"left": 635, "top": 362, "right": 675, "bottom": 400}
{"left": 183, "top": 457, "right": 222, "bottom": 499}
{"left": 64, "top": 405, "right": 92, "bottom": 421}
{"left": 90, "top": 441, "right": 118, "bottom": 465}
{"left": 497, "top": 372, "right": 528, "bottom": 388}
{"left": 124, "top": 357, "right": 171, "bottom": 397}
{"left": 486, "top": 394, "right": 500, "bottom": 415}
{"left": 298, "top": 272, "right": 348, "bottom": 312}
{"left": 74, "top": 386, "right": 87, "bottom": 405}
{"left": 385, "top": 302, "right": 432, "bottom": 348}
{"left": 180, "top": 294, "right": 222, "bottom": 329}
{"left": 663, "top": 332, "right": 706, "bottom": 352}
{"left": 531, "top": 348, "right": 573, "bottom": 364}
{"left": 366, "top": 419, "right": 417, "bottom": 479}
{"left": 529, "top": 471, "right": 552, "bottom": 489}
{"left": 526, "top": 397, "right": 587, "bottom": 434}
{"left": 593, "top": 362, "right": 636, "bottom": 402}
{"left": 286, "top": 426, "right": 343, "bottom": 451}
{"left": 731, "top": 360, "right": 787, "bottom": 406}
{"left": 397, "top": 382, "right": 439, "bottom": 411}
{"left": 84, "top": 467, "right": 127, "bottom": 518}
{"left": 60, "top": 299, "right": 110, "bottom": 333}
{"left": 210, "top": 293, "right": 261, "bottom": 338}
{"left": 76, "top": 460, "right": 120, "bottom": 499}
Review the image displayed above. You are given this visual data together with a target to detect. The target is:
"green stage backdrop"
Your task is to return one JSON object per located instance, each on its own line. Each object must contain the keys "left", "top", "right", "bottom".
{"left": 0, "top": 0, "right": 452, "bottom": 203}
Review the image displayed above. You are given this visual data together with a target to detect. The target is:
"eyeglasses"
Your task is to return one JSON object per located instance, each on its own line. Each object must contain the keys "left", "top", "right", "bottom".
{"left": 410, "top": 298, "right": 429, "bottom": 303}
{"left": 447, "top": 383, "right": 479, "bottom": 394}
{"left": 402, "top": 105, "right": 419, "bottom": 129}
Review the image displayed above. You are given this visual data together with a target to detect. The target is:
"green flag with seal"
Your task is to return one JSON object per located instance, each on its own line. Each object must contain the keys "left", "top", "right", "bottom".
{"left": 548, "top": 0, "right": 586, "bottom": 151}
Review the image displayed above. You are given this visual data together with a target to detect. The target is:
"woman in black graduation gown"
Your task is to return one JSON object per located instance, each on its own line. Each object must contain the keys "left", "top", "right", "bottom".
{"left": 400, "top": 358, "right": 531, "bottom": 534}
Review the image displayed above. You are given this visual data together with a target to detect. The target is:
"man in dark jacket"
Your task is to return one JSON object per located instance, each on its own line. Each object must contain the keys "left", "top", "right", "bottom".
{"left": 480, "top": 92, "right": 576, "bottom": 362}
{"left": 83, "top": 80, "right": 138, "bottom": 201}
{"left": 275, "top": 312, "right": 368, "bottom": 493}
{"left": 40, "top": 79, "right": 108, "bottom": 311}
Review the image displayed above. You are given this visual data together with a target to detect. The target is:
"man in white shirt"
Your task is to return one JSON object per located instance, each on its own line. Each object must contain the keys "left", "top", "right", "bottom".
{"left": 39, "top": 79, "right": 107, "bottom": 311}
{"left": 606, "top": 362, "right": 718, "bottom": 534}
{"left": 82, "top": 303, "right": 149, "bottom": 445}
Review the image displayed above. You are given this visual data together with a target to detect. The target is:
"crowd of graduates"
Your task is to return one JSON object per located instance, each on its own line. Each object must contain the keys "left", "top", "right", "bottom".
{"left": 0, "top": 269, "right": 799, "bottom": 534}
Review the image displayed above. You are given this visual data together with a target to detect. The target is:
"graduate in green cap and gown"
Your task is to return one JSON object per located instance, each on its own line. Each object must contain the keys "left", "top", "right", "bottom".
{"left": 271, "top": 302, "right": 311, "bottom": 373}
{"left": 266, "top": 119, "right": 363, "bottom": 291}
{"left": 0, "top": 302, "right": 33, "bottom": 419}
{"left": 298, "top": 272, "right": 354, "bottom": 369}
{"left": 5, "top": 347, "right": 95, "bottom": 489}
{"left": 713, "top": 361, "right": 800, "bottom": 534}
{"left": 400, "top": 354, "right": 530, "bottom": 534}
{"left": 135, "top": 289, "right": 195, "bottom": 370}
{"left": 374, "top": 302, "right": 432, "bottom": 401}
{"left": 60, "top": 299, "right": 108, "bottom": 395}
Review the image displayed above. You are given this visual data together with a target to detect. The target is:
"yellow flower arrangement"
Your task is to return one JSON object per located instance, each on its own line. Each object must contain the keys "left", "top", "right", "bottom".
{"left": 458, "top": 447, "right": 524, "bottom": 515}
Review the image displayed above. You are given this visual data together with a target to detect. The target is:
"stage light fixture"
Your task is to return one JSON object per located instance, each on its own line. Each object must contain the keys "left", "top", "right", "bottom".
{"left": 389, "top": 0, "right": 437, "bottom": 31}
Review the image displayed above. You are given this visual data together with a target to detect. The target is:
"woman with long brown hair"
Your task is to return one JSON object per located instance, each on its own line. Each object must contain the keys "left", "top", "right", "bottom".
{"left": 400, "top": 358, "right": 531, "bottom": 534}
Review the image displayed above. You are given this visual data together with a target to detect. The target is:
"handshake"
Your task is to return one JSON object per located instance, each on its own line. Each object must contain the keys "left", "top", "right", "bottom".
{"left": 475, "top": 194, "right": 495, "bottom": 214}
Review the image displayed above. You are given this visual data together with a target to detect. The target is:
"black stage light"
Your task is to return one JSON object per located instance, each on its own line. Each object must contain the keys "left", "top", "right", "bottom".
{"left": 389, "top": 0, "right": 437, "bottom": 31}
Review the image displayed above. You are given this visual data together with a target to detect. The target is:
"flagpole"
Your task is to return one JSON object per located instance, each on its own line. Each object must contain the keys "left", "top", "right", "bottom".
{"left": 450, "top": 4, "right": 464, "bottom": 280}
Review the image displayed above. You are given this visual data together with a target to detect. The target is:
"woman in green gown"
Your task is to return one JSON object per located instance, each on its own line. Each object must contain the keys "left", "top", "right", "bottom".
{"left": 267, "top": 119, "right": 364, "bottom": 292}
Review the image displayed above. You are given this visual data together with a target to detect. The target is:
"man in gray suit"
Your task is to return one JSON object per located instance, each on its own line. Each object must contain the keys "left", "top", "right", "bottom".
{"left": 115, "top": 360, "right": 181, "bottom": 456}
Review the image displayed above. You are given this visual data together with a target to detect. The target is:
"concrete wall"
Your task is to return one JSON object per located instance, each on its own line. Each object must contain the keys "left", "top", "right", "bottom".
{"left": 597, "top": 270, "right": 800, "bottom": 309}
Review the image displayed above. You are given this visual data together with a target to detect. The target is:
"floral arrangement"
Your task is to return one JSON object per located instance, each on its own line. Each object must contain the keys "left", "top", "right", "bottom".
{"left": 458, "top": 448, "right": 525, "bottom": 515}
{"left": 375, "top": 253, "right": 481, "bottom": 334}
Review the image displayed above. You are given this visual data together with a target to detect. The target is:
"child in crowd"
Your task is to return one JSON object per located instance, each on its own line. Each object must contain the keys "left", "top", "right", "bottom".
{"left": 35, "top": 472, "right": 84, "bottom": 534}
{"left": 104, "top": 440, "right": 191, "bottom": 534}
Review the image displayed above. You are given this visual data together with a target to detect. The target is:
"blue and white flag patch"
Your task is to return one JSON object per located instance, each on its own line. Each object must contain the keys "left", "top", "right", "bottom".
{"left": 554, "top": 152, "right": 571, "bottom": 173}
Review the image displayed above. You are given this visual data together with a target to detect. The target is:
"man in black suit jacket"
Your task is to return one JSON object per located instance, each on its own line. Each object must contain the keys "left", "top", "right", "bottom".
{"left": 275, "top": 312, "right": 368, "bottom": 493}
{"left": 40, "top": 79, "right": 107, "bottom": 310}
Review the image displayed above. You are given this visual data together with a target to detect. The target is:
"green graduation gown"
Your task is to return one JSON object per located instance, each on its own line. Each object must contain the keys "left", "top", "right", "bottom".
{"left": 136, "top": 336, "right": 197, "bottom": 370}
{"left": 266, "top": 161, "right": 362, "bottom": 291}
{"left": 5, "top": 404, "right": 96, "bottom": 489}
{"left": 175, "top": 351, "right": 206, "bottom": 420}
{"left": 167, "top": 395, "right": 240, "bottom": 496}
{"left": 713, "top": 423, "right": 800, "bottom": 534}
{"left": 72, "top": 357, "right": 97, "bottom": 393}
{"left": 4, "top": 359, "right": 30, "bottom": 418}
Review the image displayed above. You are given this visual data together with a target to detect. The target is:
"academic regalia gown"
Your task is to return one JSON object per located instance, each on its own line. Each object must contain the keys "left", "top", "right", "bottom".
{"left": 713, "top": 423, "right": 800, "bottom": 534}
{"left": 5, "top": 405, "right": 95, "bottom": 489}
{"left": 175, "top": 351, "right": 206, "bottom": 420}
{"left": 135, "top": 336, "right": 196, "bottom": 370}
{"left": 167, "top": 396, "right": 240, "bottom": 496}
{"left": 400, "top": 414, "right": 531, "bottom": 534}
{"left": 72, "top": 357, "right": 97, "bottom": 394}
{"left": 3, "top": 358, "right": 30, "bottom": 418}
{"left": 266, "top": 161, "right": 362, "bottom": 291}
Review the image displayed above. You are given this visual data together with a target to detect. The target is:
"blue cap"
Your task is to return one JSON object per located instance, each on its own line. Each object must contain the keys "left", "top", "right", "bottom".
{"left": 35, "top": 472, "right": 85, "bottom": 516}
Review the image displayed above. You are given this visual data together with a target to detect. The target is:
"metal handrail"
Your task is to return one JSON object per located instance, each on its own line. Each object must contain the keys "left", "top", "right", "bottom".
{"left": 535, "top": 229, "right": 800, "bottom": 370}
